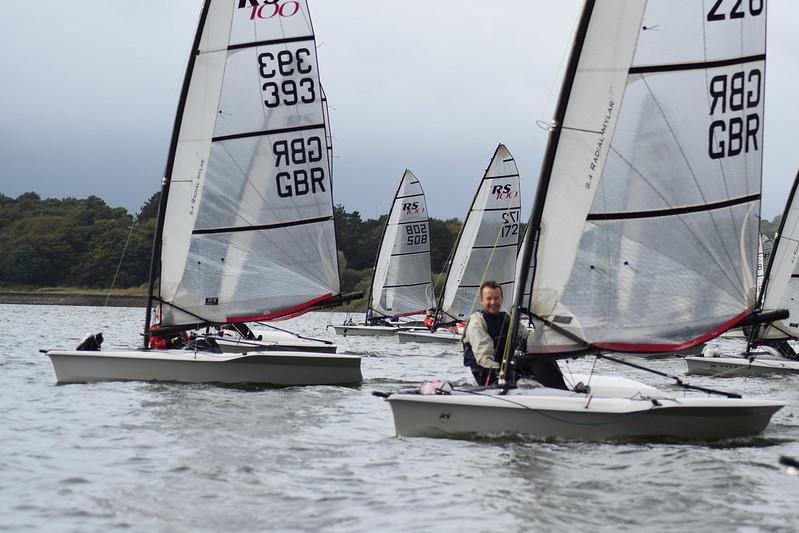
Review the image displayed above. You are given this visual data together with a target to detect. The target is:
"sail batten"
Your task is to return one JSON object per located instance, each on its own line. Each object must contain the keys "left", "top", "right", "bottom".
{"left": 629, "top": 53, "right": 766, "bottom": 74}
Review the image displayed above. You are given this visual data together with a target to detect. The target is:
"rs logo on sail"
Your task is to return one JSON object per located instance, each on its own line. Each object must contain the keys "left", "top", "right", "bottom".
{"left": 403, "top": 202, "right": 425, "bottom": 215}
{"left": 239, "top": 0, "right": 300, "bottom": 20}
{"left": 492, "top": 184, "right": 518, "bottom": 200}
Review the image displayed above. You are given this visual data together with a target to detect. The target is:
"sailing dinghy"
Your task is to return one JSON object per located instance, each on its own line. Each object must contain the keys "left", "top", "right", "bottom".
{"left": 398, "top": 144, "right": 521, "bottom": 344}
{"left": 687, "top": 170, "right": 799, "bottom": 376}
{"left": 381, "top": 0, "right": 783, "bottom": 440}
{"left": 332, "top": 170, "right": 436, "bottom": 336}
{"left": 45, "top": 0, "right": 360, "bottom": 385}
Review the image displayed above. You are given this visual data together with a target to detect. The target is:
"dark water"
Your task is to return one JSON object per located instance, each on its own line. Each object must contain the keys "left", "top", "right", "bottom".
{"left": 2, "top": 304, "right": 798, "bottom": 532}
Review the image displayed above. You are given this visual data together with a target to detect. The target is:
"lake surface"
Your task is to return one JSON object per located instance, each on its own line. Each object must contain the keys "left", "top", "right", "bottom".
{"left": 1, "top": 304, "right": 798, "bottom": 532}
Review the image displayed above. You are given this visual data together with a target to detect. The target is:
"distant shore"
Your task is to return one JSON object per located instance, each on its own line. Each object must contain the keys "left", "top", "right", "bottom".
{"left": 0, "top": 291, "right": 147, "bottom": 307}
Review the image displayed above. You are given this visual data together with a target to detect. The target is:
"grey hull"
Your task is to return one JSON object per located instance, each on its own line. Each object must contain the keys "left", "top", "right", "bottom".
{"left": 386, "top": 390, "right": 783, "bottom": 441}
{"left": 397, "top": 330, "right": 460, "bottom": 344}
{"left": 46, "top": 350, "right": 361, "bottom": 386}
{"left": 331, "top": 325, "right": 398, "bottom": 337}
{"left": 685, "top": 356, "right": 799, "bottom": 376}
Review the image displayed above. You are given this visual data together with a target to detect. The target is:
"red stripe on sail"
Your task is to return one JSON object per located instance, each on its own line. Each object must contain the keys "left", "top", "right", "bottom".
{"left": 226, "top": 293, "right": 335, "bottom": 323}
{"left": 592, "top": 309, "right": 750, "bottom": 353}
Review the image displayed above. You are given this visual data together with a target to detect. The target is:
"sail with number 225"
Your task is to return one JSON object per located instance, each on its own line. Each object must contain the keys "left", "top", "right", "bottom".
{"left": 382, "top": 0, "right": 783, "bottom": 442}
{"left": 515, "top": 0, "right": 766, "bottom": 356}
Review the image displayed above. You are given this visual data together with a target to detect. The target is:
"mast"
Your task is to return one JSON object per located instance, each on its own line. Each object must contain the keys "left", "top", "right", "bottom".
{"left": 749, "top": 169, "right": 799, "bottom": 347}
{"left": 499, "top": 0, "right": 596, "bottom": 386}
{"left": 755, "top": 170, "right": 799, "bottom": 311}
{"left": 363, "top": 173, "right": 407, "bottom": 322}
{"left": 143, "top": 0, "right": 212, "bottom": 347}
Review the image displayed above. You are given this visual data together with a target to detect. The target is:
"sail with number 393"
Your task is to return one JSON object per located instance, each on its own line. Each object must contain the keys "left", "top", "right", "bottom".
{"left": 382, "top": 0, "right": 784, "bottom": 441}
{"left": 44, "top": 0, "right": 362, "bottom": 385}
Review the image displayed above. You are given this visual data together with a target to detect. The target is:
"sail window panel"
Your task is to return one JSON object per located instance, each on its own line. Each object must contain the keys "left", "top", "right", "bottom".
{"left": 228, "top": 1, "right": 313, "bottom": 48}
{"left": 377, "top": 284, "right": 434, "bottom": 317}
{"left": 591, "top": 67, "right": 764, "bottom": 216}
{"left": 170, "top": 223, "right": 339, "bottom": 325}
{"left": 214, "top": 42, "right": 324, "bottom": 140}
{"left": 197, "top": 132, "right": 332, "bottom": 230}
{"left": 632, "top": 0, "right": 766, "bottom": 68}
{"left": 559, "top": 203, "right": 757, "bottom": 346}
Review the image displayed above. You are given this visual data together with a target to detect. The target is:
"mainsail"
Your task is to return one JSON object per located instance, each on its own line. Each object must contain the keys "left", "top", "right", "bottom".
{"left": 513, "top": 0, "right": 765, "bottom": 357}
{"left": 154, "top": 0, "right": 341, "bottom": 327}
{"left": 368, "top": 170, "right": 435, "bottom": 318}
{"left": 438, "top": 144, "right": 521, "bottom": 321}
{"left": 756, "top": 170, "right": 799, "bottom": 339}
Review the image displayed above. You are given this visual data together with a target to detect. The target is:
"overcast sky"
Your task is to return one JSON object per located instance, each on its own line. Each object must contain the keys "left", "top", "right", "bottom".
{"left": 1, "top": 1, "right": 797, "bottom": 221}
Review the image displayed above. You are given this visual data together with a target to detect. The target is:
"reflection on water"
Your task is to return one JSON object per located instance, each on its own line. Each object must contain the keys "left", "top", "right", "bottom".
{"left": 1, "top": 304, "right": 798, "bottom": 532}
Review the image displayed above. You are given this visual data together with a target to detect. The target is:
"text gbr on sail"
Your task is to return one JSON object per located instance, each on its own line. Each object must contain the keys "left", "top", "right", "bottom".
{"left": 708, "top": 69, "right": 762, "bottom": 159}
{"left": 274, "top": 137, "right": 326, "bottom": 198}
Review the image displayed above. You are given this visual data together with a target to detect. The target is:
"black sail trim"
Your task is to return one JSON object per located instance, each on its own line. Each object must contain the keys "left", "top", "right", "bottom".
{"left": 193, "top": 216, "right": 332, "bottom": 235}
{"left": 471, "top": 243, "right": 519, "bottom": 250}
{"left": 485, "top": 173, "right": 520, "bottom": 180}
{"left": 629, "top": 54, "right": 766, "bottom": 74}
{"left": 396, "top": 220, "right": 428, "bottom": 226}
{"left": 391, "top": 250, "right": 429, "bottom": 257}
{"left": 482, "top": 207, "right": 521, "bottom": 213}
{"left": 213, "top": 123, "right": 324, "bottom": 143}
{"left": 382, "top": 281, "right": 431, "bottom": 289}
{"left": 460, "top": 280, "right": 514, "bottom": 288}
{"left": 586, "top": 194, "right": 760, "bottom": 222}
{"left": 395, "top": 193, "right": 425, "bottom": 200}
{"left": 227, "top": 35, "right": 314, "bottom": 52}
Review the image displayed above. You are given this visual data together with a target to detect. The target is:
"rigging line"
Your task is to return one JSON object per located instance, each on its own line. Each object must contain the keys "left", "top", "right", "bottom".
{"left": 637, "top": 74, "right": 742, "bottom": 296}
{"left": 105, "top": 217, "right": 138, "bottom": 307}
{"left": 596, "top": 353, "right": 742, "bottom": 398}
{"left": 606, "top": 146, "right": 741, "bottom": 299}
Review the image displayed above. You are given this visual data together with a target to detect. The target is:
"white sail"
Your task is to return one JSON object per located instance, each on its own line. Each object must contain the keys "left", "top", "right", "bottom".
{"left": 758, "top": 171, "right": 799, "bottom": 339}
{"left": 158, "top": 0, "right": 340, "bottom": 327}
{"left": 369, "top": 170, "right": 435, "bottom": 318}
{"left": 521, "top": 0, "right": 765, "bottom": 353}
{"left": 440, "top": 144, "right": 521, "bottom": 320}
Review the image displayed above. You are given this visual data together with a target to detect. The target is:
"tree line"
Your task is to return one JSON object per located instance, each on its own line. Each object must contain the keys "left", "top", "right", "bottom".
{"left": 0, "top": 192, "right": 461, "bottom": 294}
{"left": 0, "top": 191, "right": 783, "bottom": 297}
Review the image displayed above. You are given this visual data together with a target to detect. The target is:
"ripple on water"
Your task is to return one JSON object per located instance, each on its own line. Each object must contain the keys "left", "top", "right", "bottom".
{"left": 2, "top": 307, "right": 799, "bottom": 532}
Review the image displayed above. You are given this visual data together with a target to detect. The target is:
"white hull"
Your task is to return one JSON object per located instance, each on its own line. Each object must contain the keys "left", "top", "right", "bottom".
{"left": 385, "top": 375, "right": 783, "bottom": 441}
{"left": 685, "top": 355, "right": 799, "bottom": 376}
{"left": 332, "top": 325, "right": 398, "bottom": 336}
{"left": 46, "top": 349, "right": 361, "bottom": 386}
{"left": 397, "top": 330, "right": 461, "bottom": 344}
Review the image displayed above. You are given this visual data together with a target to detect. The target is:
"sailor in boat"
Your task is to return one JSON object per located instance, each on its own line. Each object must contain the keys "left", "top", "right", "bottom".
{"left": 463, "top": 280, "right": 567, "bottom": 389}
{"left": 148, "top": 307, "right": 188, "bottom": 349}
{"left": 423, "top": 308, "right": 435, "bottom": 329}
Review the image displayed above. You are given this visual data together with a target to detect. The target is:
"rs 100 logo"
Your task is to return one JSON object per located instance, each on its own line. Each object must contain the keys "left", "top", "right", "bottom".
{"left": 239, "top": 0, "right": 300, "bottom": 20}
{"left": 403, "top": 202, "right": 425, "bottom": 215}
{"left": 492, "top": 184, "right": 518, "bottom": 200}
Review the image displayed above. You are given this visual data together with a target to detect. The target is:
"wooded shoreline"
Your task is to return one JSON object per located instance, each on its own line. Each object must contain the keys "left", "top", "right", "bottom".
{"left": 0, "top": 292, "right": 147, "bottom": 307}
